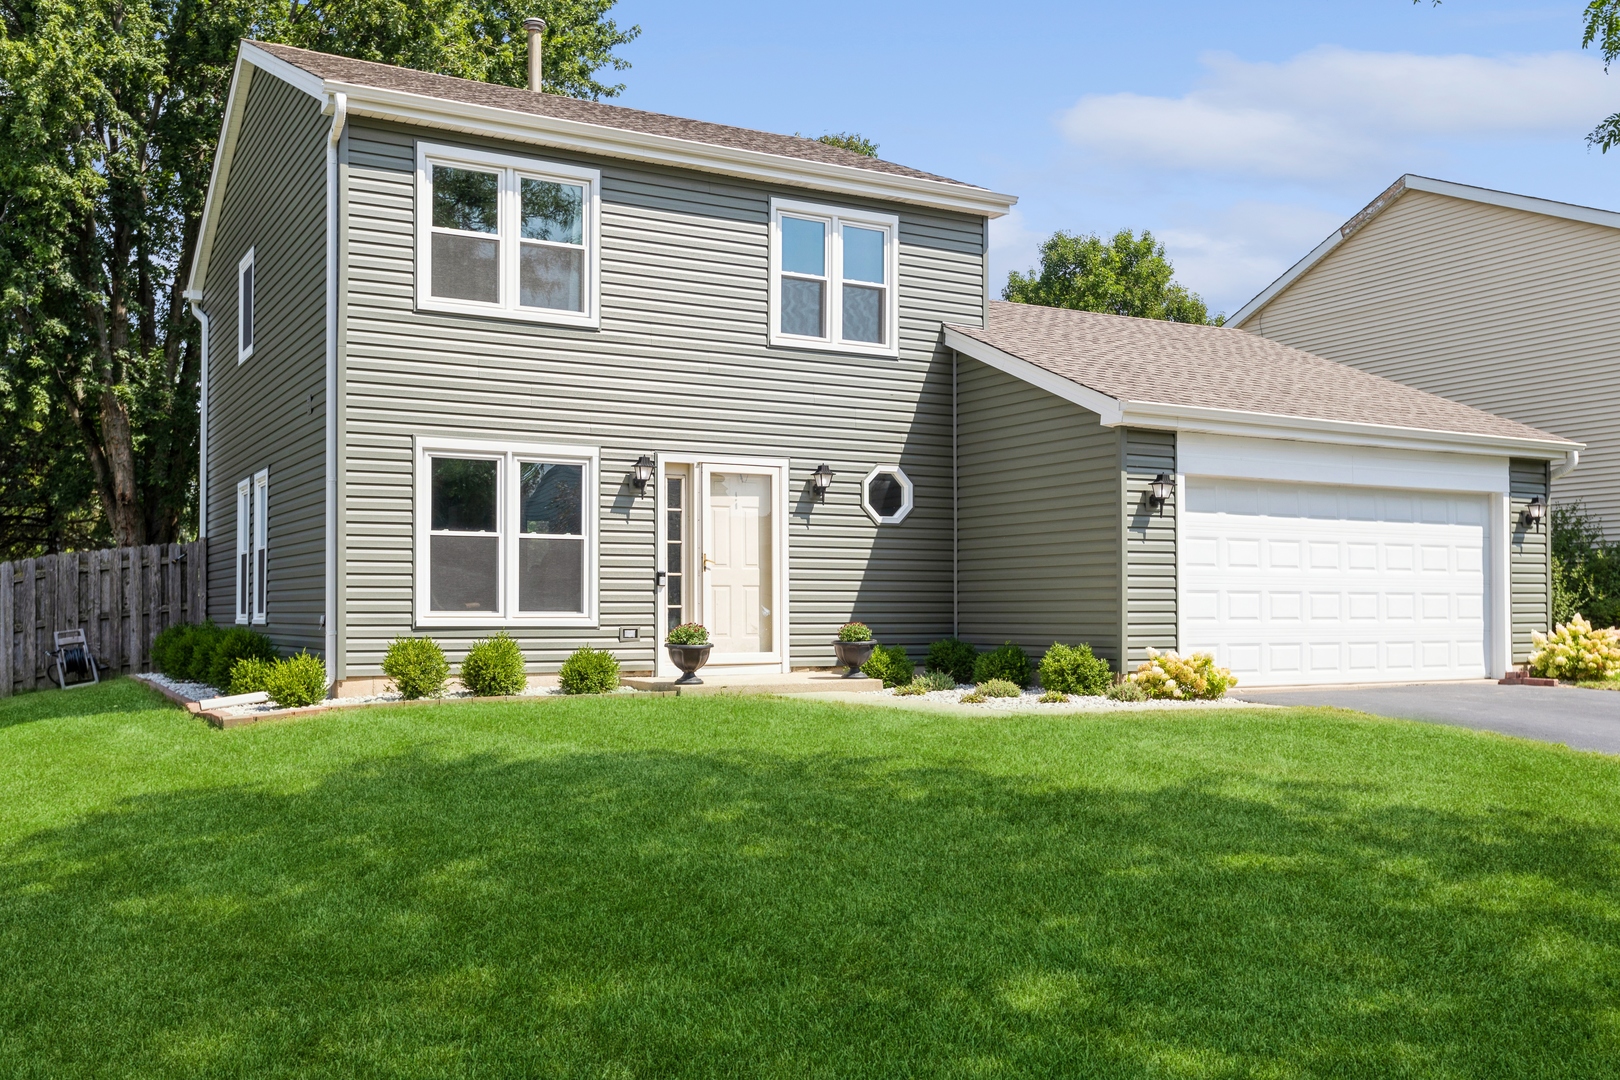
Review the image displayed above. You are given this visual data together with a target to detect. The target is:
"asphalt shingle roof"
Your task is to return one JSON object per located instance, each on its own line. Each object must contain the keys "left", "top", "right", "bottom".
{"left": 948, "top": 302, "right": 1572, "bottom": 444}
{"left": 250, "top": 41, "right": 973, "bottom": 188}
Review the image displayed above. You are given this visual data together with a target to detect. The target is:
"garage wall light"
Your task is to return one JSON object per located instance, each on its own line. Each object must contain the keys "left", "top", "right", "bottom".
{"left": 1149, "top": 473, "right": 1173, "bottom": 509}
{"left": 1522, "top": 495, "right": 1546, "bottom": 529}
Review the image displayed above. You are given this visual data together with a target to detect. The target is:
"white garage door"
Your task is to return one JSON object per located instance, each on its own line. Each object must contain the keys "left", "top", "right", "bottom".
{"left": 1181, "top": 478, "right": 1488, "bottom": 686}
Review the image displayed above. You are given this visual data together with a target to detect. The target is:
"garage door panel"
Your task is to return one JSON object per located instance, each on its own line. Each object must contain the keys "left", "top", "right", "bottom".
{"left": 1183, "top": 478, "right": 1488, "bottom": 686}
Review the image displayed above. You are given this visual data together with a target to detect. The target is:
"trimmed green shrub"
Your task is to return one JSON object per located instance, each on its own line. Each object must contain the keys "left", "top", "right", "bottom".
{"left": 916, "top": 669, "right": 955, "bottom": 692}
{"left": 206, "top": 627, "right": 276, "bottom": 690}
{"left": 228, "top": 657, "right": 275, "bottom": 696}
{"left": 862, "top": 643, "right": 914, "bottom": 687}
{"left": 978, "top": 678, "right": 1021, "bottom": 698}
{"left": 152, "top": 621, "right": 221, "bottom": 682}
{"left": 1039, "top": 689, "right": 1068, "bottom": 703}
{"left": 559, "top": 645, "right": 621, "bottom": 695}
{"left": 263, "top": 651, "right": 328, "bottom": 708}
{"left": 382, "top": 636, "right": 450, "bottom": 699}
{"left": 1107, "top": 679, "right": 1147, "bottom": 702}
{"left": 973, "top": 642, "right": 1032, "bottom": 688}
{"left": 461, "top": 632, "right": 526, "bottom": 697}
{"left": 666, "top": 623, "right": 709, "bottom": 645}
{"left": 925, "top": 637, "right": 977, "bottom": 685}
{"left": 1038, "top": 642, "right": 1111, "bottom": 696}
{"left": 837, "top": 622, "right": 873, "bottom": 642}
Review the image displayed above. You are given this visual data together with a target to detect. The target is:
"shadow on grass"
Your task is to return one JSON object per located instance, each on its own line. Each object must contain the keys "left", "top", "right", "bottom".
{"left": 0, "top": 676, "right": 172, "bottom": 731}
{"left": 1, "top": 745, "right": 1617, "bottom": 1078}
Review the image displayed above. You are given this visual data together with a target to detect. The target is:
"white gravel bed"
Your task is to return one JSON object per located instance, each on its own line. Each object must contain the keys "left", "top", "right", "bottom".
{"left": 862, "top": 685, "right": 1266, "bottom": 711}
{"left": 133, "top": 671, "right": 222, "bottom": 702}
{"left": 216, "top": 682, "right": 640, "bottom": 719}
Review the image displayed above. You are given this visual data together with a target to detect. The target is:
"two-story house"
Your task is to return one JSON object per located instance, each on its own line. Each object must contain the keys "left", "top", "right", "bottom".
{"left": 186, "top": 41, "right": 1578, "bottom": 691}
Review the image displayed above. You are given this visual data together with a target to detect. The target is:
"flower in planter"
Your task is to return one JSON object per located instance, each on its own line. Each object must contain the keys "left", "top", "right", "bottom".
{"left": 667, "top": 623, "right": 710, "bottom": 646}
{"left": 837, "top": 622, "right": 874, "bottom": 643}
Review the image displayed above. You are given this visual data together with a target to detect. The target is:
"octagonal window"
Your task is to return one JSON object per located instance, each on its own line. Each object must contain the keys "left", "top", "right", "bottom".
{"left": 862, "top": 466, "right": 913, "bottom": 524}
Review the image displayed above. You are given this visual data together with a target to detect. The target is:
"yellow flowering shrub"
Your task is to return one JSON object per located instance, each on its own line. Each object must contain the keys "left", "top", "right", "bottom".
{"left": 1129, "top": 649, "right": 1237, "bottom": 700}
{"left": 1528, "top": 614, "right": 1620, "bottom": 681}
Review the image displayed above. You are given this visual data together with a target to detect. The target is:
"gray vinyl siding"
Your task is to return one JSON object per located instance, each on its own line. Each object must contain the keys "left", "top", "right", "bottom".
{"left": 954, "top": 356, "right": 1121, "bottom": 667}
{"left": 1241, "top": 190, "right": 1617, "bottom": 529}
{"left": 201, "top": 72, "right": 328, "bottom": 655}
{"left": 1122, "top": 429, "right": 1176, "bottom": 665}
{"left": 1509, "top": 458, "right": 1551, "bottom": 664}
{"left": 335, "top": 119, "right": 984, "bottom": 677}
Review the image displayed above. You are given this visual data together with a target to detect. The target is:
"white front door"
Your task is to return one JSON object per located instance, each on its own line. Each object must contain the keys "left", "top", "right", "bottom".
{"left": 1181, "top": 478, "right": 1489, "bottom": 686}
{"left": 701, "top": 468, "right": 777, "bottom": 663}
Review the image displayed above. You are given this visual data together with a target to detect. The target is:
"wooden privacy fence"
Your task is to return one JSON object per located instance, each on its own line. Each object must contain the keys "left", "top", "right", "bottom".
{"left": 1, "top": 540, "right": 206, "bottom": 697}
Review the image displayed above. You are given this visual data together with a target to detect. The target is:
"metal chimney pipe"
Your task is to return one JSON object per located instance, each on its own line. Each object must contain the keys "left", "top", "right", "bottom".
{"left": 523, "top": 18, "right": 546, "bottom": 91}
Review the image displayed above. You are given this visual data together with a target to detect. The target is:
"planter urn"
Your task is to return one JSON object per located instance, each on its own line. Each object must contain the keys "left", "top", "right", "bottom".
{"left": 832, "top": 640, "right": 877, "bottom": 677}
{"left": 666, "top": 642, "right": 713, "bottom": 685}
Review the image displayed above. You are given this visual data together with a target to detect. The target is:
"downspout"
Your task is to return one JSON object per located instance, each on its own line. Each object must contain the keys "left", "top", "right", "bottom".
{"left": 188, "top": 300, "right": 210, "bottom": 539}
{"left": 324, "top": 91, "right": 347, "bottom": 679}
{"left": 1550, "top": 450, "right": 1579, "bottom": 483}
{"left": 952, "top": 348, "right": 958, "bottom": 637}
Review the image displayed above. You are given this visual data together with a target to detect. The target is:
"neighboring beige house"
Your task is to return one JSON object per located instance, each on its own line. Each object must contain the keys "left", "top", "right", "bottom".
{"left": 1230, "top": 174, "right": 1620, "bottom": 531}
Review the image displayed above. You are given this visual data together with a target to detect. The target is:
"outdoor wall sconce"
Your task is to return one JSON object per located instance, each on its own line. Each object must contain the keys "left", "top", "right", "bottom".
{"left": 1149, "top": 472, "right": 1173, "bottom": 508}
{"left": 812, "top": 463, "right": 835, "bottom": 502}
{"left": 1522, "top": 495, "right": 1546, "bottom": 529}
{"left": 631, "top": 455, "right": 655, "bottom": 493}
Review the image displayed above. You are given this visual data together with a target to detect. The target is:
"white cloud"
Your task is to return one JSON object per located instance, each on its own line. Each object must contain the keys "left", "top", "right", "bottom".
{"left": 1154, "top": 202, "right": 1346, "bottom": 315}
{"left": 1061, "top": 47, "right": 1612, "bottom": 181}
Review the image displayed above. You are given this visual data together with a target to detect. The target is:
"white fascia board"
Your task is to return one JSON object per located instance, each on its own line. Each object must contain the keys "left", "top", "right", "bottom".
{"left": 187, "top": 44, "right": 331, "bottom": 300}
{"left": 1118, "top": 400, "right": 1583, "bottom": 460}
{"left": 1403, "top": 174, "right": 1620, "bottom": 232}
{"left": 334, "top": 83, "right": 1019, "bottom": 219}
{"left": 942, "top": 328, "right": 1124, "bottom": 424}
{"left": 1227, "top": 229, "right": 1344, "bottom": 328}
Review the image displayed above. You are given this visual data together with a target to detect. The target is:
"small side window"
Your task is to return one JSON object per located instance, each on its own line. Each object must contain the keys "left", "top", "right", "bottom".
{"left": 238, "top": 248, "right": 255, "bottom": 363}
{"left": 862, "top": 466, "right": 913, "bottom": 525}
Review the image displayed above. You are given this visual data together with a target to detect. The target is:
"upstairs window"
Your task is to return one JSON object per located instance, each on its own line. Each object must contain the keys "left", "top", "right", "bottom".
{"left": 769, "top": 198, "right": 898, "bottom": 357}
{"left": 415, "top": 142, "right": 600, "bottom": 328}
{"left": 237, "top": 248, "right": 255, "bottom": 363}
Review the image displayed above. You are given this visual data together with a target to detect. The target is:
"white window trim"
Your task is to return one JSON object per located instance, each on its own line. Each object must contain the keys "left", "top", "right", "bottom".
{"left": 237, "top": 247, "right": 255, "bottom": 364}
{"left": 413, "top": 435, "right": 600, "bottom": 628}
{"left": 769, "top": 197, "right": 899, "bottom": 358}
{"left": 235, "top": 478, "right": 252, "bottom": 624}
{"left": 252, "top": 468, "right": 269, "bottom": 624}
{"left": 862, "top": 464, "right": 914, "bottom": 524}
{"left": 414, "top": 141, "right": 601, "bottom": 329}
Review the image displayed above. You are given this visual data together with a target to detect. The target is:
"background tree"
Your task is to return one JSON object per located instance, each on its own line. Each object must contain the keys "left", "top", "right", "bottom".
{"left": 1584, "top": 0, "right": 1620, "bottom": 150}
{"left": 1003, "top": 229, "right": 1221, "bottom": 324}
{"left": 0, "top": 0, "right": 638, "bottom": 555}
{"left": 813, "top": 131, "right": 878, "bottom": 158}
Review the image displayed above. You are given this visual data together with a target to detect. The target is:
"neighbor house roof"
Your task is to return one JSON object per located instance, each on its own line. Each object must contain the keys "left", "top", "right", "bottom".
{"left": 944, "top": 302, "right": 1578, "bottom": 456}
{"left": 1229, "top": 174, "right": 1620, "bottom": 327}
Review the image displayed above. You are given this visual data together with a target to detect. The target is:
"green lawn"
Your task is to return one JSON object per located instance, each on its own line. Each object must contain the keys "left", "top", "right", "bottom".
{"left": 1, "top": 680, "right": 1617, "bottom": 1079}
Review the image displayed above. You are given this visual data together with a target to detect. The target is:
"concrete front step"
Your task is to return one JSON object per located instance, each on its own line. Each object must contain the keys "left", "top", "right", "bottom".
{"left": 622, "top": 671, "right": 883, "bottom": 695}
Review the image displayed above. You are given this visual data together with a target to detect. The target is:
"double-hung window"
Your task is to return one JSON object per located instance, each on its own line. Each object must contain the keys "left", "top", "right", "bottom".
{"left": 238, "top": 248, "right": 255, "bottom": 363}
{"left": 235, "top": 469, "right": 268, "bottom": 623}
{"left": 414, "top": 437, "right": 598, "bottom": 627}
{"left": 415, "top": 142, "right": 600, "bottom": 328}
{"left": 769, "top": 198, "right": 898, "bottom": 357}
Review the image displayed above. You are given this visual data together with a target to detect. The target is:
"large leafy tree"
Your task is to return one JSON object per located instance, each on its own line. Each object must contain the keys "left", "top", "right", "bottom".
{"left": 0, "top": 0, "right": 637, "bottom": 555}
{"left": 1003, "top": 229, "right": 1221, "bottom": 325}
{"left": 1584, "top": 0, "right": 1620, "bottom": 150}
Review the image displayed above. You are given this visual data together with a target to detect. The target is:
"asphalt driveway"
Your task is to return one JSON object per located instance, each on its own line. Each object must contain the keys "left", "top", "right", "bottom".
{"left": 1234, "top": 681, "right": 1620, "bottom": 755}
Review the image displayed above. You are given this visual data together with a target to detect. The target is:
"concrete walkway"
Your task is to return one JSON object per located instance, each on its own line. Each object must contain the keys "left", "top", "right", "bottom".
{"left": 1234, "top": 681, "right": 1620, "bottom": 754}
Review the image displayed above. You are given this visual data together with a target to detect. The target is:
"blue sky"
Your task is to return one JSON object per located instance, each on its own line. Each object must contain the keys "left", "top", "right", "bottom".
{"left": 607, "top": 0, "right": 1620, "bottom": 317}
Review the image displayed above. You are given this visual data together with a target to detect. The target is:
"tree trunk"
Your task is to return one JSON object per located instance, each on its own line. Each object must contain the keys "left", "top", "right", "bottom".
{"left": 98, "top": 388, "right": 145, "bottom": 546}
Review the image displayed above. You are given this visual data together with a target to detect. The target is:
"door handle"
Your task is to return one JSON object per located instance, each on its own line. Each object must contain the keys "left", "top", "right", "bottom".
{"left": 703, "top": 555, "right": 713, "bottom": 570}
